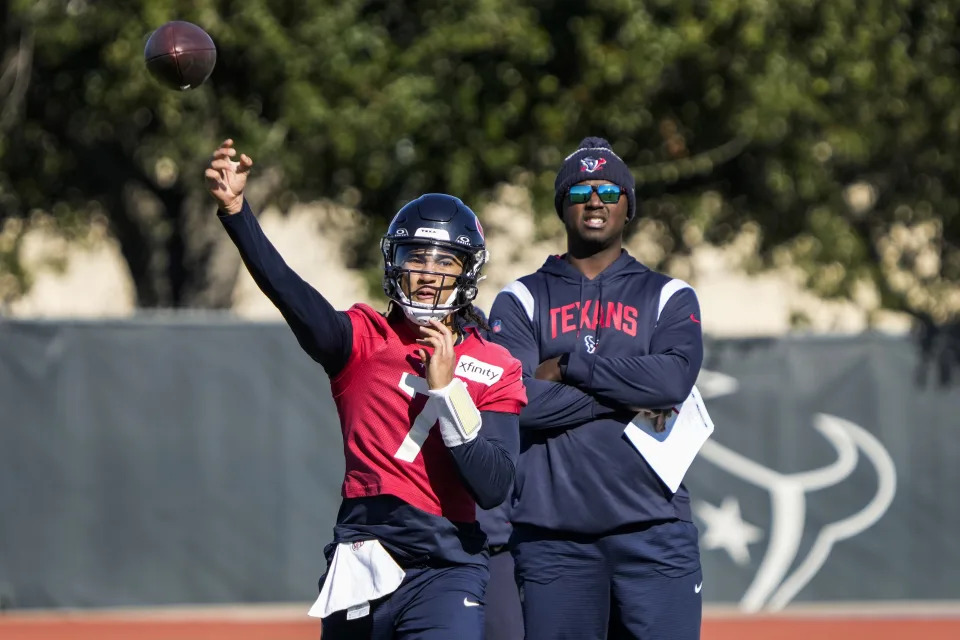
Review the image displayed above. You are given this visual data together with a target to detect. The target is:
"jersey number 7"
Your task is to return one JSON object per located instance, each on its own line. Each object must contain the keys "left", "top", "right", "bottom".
{"left": 394, "top": 372, "right": 436, "bottom": 462}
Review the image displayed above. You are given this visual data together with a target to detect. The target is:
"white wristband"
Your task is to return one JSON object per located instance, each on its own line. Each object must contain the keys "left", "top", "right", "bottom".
{"left": 428, "top": 378, "right": 482, "bottom": 448}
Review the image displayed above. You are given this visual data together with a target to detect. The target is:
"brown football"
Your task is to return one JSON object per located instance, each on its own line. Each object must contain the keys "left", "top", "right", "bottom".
{"left": 144, "top": 21, "right": 217, "bottom": 91}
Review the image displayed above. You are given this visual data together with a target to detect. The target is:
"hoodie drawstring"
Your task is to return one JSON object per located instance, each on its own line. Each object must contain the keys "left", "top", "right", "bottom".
{"left": 595, "top": 279, "right": 603, "bottom": 349}
{"left": 576, "top": 278, "right": 585, "bottom": 338}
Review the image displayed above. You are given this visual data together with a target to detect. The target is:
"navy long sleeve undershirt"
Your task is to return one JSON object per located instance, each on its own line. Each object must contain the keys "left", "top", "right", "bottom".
{"left": 219, "top": 199, "right": 352, "bottom": 377}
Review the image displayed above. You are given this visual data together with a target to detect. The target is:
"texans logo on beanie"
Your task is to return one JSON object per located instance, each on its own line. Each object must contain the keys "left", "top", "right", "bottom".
{"left": 554, "top": 136, "right": 636, "bottom": 221}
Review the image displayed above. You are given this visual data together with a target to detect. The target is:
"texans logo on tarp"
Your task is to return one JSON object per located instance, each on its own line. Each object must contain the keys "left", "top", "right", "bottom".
{"left": 580, "top": 157, "right": 607, "bottom": 173}
{"left": 688, "top": 369, "right": 897, "bottom": 612}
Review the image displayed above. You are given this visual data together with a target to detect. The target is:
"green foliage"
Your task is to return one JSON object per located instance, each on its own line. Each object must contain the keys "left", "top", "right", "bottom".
{"left": 0, "top": 0, "right": 958, "bottom": 323}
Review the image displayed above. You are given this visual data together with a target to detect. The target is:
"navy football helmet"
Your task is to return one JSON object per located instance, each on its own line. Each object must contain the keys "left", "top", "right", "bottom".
{"left": 381, "top": 194, "right": 488, "bottom": 325}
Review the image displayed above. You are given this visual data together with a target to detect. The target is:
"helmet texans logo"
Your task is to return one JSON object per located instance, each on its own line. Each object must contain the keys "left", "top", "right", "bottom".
{"left": 580, "top": 157, "right": 607, "bottom": 173}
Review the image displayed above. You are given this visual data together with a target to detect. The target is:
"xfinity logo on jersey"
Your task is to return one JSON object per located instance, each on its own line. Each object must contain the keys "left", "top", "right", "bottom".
{"left": 455, "top": 355, "right": 503, "bottom": 385}
{"left": 550, "top": 300, "right": 639, "bottom": 338}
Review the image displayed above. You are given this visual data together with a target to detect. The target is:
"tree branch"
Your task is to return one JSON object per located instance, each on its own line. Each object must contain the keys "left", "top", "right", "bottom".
{"left": 0, "top": 28, "right": 33, "bottom": 134}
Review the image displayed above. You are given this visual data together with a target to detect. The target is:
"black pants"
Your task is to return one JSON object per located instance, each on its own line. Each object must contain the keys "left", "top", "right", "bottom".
{"left": 485, "top": 546, "right": 524, "bottom": 640}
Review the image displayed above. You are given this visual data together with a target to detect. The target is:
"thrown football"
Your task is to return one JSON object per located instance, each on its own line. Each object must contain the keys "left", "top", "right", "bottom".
{"left": 144, "top": 21, "right": 217, "bottom": 91}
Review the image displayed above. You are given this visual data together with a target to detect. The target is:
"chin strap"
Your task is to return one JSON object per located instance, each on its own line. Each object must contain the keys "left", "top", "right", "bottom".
{"left": 396, "top": 287, "right": 460, "bottom": 326}
{"left": 398, "top": 304, "right": 450, "bottom": 326}
{"left": 428, "top": 378, "right": 482, "bottom": 448}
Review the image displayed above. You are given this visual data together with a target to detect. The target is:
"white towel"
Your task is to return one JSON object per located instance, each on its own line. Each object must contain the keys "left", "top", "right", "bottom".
{"left": 307, "top": 539, "right": 406, "bottom": 619}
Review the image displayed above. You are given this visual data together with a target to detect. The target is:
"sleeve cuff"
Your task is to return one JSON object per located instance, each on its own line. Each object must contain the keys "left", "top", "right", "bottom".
{"left": 563, "top": 350, "right": 596, "bottom": 387}
{"left": 217, "top": 198, "right": 252, "bottom": 221}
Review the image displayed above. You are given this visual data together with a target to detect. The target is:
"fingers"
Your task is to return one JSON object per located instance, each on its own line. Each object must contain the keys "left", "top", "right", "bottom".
{"left": 417, "top": 320, "right": 454, "bottom": 360}
{"left": 418, "top": 320, "right": 456, "bottom": 389}
{"left": 416, "top": 333, "right": 444, "bottom": 353}
{"left": 208, "top": 151, "right": 252, "bottom": 175}
{"left": 428, "top": 319, "right": 451, "bottom": 331}
{"left": 204, "top": 139, "right": 248, "bottom": 213}
{"left": 417, "top": 322, "right": 446, "bottom": 340}
{"left": 204, "top": 168, "right": 225, "bottom": 189}
{"left": 237, "top": 153, "right": 254, "bottom": 173}
{"left": 419, "top": 319, "right": 453, "bottom": 340}
{"left": 654, "top": 413, "right": 667, "bottom": 432}
{"left": 210, "top": 140, "right": 251, "bottom": 164}
{"left": 417, "top": 321, "right": 454, "bottom": 353}
{"left": 632, "top": 408, "right": 671, "bottom": 432}
{"left": 419, "top": 319, "right": 445, "bottom": 332}
{"left": 209, "top": 157, "right": 235, "bottom": 172}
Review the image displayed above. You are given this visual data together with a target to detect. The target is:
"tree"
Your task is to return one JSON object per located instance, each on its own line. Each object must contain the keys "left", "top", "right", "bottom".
{"left": 1, "top": 0, "right": 958, "bottom": 326}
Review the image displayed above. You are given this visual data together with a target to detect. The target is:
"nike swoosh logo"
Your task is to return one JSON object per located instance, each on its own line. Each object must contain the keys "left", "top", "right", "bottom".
{"left": 463, "top": 597, "right": 481, "bottom": 607}
{"left": 694, "top": 581, "right": 703, "bottom": 593}
{"left": 690, "top": 314, "right": 701, "bottom": 324}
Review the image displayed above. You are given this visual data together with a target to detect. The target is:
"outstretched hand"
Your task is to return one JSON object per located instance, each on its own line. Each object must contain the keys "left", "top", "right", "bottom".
{"left": 417, "top": 319, "right": 457, "bottom": 390}
{"left": 204, "top": 139, "right": 253, "bottom": 214}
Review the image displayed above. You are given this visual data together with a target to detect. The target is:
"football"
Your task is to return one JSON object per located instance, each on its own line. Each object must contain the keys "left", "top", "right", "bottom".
{"left": 144, "top": 21, "right": 217, "bottom": 91}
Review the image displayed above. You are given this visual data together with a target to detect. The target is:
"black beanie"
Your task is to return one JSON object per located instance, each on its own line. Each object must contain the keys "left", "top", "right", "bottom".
{"left": 554, "top": 136, "right": 636, "bottom": 221}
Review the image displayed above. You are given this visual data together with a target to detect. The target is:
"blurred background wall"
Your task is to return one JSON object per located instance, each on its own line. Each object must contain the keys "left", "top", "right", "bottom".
{"left": 1, "top": 325, "right": 958, "bottom": 612}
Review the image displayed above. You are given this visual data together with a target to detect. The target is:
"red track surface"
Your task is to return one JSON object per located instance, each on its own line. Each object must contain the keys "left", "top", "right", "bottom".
{"left": 2, "top": 607, "right": 959, "bottom": 640}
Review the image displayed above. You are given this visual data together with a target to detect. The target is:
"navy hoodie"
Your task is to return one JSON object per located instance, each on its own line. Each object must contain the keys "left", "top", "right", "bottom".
{"left": 488, "top": 251, "right": 704, "bottom": 534}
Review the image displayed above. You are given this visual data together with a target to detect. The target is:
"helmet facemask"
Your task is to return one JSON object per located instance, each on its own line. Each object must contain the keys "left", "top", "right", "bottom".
{"left": 381, "top": 240, "right": 488, "bottom": 326}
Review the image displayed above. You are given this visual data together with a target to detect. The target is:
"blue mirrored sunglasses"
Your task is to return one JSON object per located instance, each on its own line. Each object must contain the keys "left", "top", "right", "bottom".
{"left": 568, "top": 184, "right": 624, "bottom": 204}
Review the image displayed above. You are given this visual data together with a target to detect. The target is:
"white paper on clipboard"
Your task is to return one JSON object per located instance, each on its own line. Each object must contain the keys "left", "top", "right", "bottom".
{"left": 623, "top": 386, "right": 715, "bottom": 493}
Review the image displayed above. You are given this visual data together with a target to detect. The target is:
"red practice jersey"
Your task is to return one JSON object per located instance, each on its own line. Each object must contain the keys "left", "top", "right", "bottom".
{"left": 330, "top": 304, "right": 526, "bottom": 523}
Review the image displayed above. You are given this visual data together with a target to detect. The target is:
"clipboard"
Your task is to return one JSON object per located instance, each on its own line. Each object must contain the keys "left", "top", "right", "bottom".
{"left": 622, "top": 386, "right": 715, "bottom": 493}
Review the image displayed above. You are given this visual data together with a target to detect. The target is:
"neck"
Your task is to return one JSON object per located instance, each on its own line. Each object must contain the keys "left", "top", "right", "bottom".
{"left": 565, "top": 238, "right": 622, "bottom": 279}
